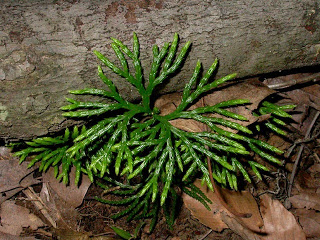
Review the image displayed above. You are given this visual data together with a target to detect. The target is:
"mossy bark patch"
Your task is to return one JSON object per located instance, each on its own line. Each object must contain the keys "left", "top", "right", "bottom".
{"left": 0, "top": 103, "right": 8, "bottom": 121}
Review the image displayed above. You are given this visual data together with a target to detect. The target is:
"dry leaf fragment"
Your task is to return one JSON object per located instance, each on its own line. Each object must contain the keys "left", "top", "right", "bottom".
{"left": 277, "top": 82, "right": 320, "bottom": 134}
{"left": 281, "top": 84, "right": 320, "bottom": 112}
{"left": 183, "top": 189, "right": 228, "bottom": 232}
{"left": 184, "top": 181, "right": 307, "bottom": 240}
{"left": 23, "top": 186, "right": 57, "bottom": 228}
{"left": 218, "top": 188, "right": 264, "bottom": 233}
{"left": 0, "top": 200, "right": 44, "bottom": 236}
{"left": 289, "top": 192, "right": 320, "bottom": 211}
{"left": 39, "top": 182, "right": 80, "bottom": 230}
{"left": 297, "top": 170, "right": 320, "bottom": 190}
{"left": 183, "top": 180, "right": 263, "bottom": 233}
{"left": 0, "top": 147, "right": 39, "bottom": 204}
{"left": 220, "top": 214, "right": 262, "bottom": 240}
{"left": 42, "top": 166, "right": 91, "bottom": 208}
{"left": 295, "top": 209, "right": 320, "bottom": 237}
{"left": 308, "top": 163, "right": 320, "bottom": 173}
{"left": 259, "top": 194, "right": 306, "bottom": 240}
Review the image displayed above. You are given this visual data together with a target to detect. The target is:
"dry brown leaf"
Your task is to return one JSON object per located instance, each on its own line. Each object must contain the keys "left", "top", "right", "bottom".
{"left": 295, "top": 209, "right": 320, "bottom": 237}
{"left": 0, "top": 200, "right": 44, "bottom": 236}
{"left": 276, "top": 80, "right": 320, "bottom": 133}
{"left": 183, "top": 189, "right": 228, "bottom": 232}
{"left": 294, "top": 107, "right": 320, "bottom": 136}
{"left": 184, "top": 181, "right": 307, "bottom": 240}
{"left": 289, "top": 192, "right": 320, "bottom": 211}
{"left": 183, "top": 180, "right": 263, "bottom": 233}
{"left": 42, "top": 166, "right": 91, "bottom": 208}
{"left": 218, "top": 188, "right": 264, "bottom": 233}
{"left": 308, "top": 163, "right": 320, "bottom": 173}
{"left": 266, "top": 134, "right": 292, "bottom": 153}
{"left": 259, "top": 194, "right": 306, "bottom": 240}
{"left": 169, "top": 118, "right": 207, "bottom": 133}
{"left": 220, "top": 214, "right": 262, "bottom": 240}
{"left": 0, "top": 147, "right": 39, "bottom": 204}
{"left": 39, "top": 182, "right": 80, "bottom": 230}
{"left": 296, "top": 170, "right": 320, "bottom": 190}
{"left": 282, "top": 84, "right": 320, "bottom": 112}
{"left": 23, "top": 187, "right": 57, "bottom": 228}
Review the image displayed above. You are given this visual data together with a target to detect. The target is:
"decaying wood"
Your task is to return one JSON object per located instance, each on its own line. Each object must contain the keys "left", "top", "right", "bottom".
{"left": 0, "top": 0, "right": 319, "bottom": 139}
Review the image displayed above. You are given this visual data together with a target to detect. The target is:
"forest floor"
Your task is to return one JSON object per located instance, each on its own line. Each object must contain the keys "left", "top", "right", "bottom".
{"left": 0, "top": 68, "right": 320, "bottom": 240}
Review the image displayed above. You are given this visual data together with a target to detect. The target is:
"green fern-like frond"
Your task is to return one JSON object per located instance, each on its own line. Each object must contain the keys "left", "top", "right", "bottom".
{"left": 11, "top": 33, "right": 295, "bottom": 231}
{"left": 60, "top": 33, "right": 259, "bottom": 205}
{"left": 95, "top": 177, "right": 159, "bottom": 233}
{"left": 254, "top": 100, "right": 295, "bottom": 136}
{"left": 13, "top": 126, "right": 86, "bottom": 185}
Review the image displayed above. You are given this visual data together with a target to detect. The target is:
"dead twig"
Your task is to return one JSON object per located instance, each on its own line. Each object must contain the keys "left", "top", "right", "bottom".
{"left": 313, "top": 152, "right": 320, "bottom": 163}
{"left": 198, "top": 229, "right": 212, "bottom": 240}
{"left": 257, "top": 171, "right": 287, "bottom": 200}
{"left": 102, "top": 186, "right": 121, "bottom": 195}
{"left": 285, "top": 111, "right": 320, "bottom": 208}
{"left": 266, "top": 72, "right": 320, "bottom": 90}
{"left": 23, "top": 186, "right": 57, "bottom": 228}
{"left": 285, "top": 131, "right": 320, "bottom": 158}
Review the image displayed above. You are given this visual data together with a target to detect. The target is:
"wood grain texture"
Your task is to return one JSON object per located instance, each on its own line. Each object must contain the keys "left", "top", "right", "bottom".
{"left": 0, "top": 0, "right": 319, "bottom": 139}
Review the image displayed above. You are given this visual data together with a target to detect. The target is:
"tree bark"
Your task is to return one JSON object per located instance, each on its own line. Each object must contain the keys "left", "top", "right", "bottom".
{"left": 0, "top": 0, "right": 319, "bottom": 140}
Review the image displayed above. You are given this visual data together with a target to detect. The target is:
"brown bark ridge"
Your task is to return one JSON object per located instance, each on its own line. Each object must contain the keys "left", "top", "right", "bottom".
{"left": 0, "top": 0, "right": 319, "bottom": 140}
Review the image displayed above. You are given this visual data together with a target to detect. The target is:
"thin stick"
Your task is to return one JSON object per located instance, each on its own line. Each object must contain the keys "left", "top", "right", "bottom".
{"left": 313, "top": 153, "right": 320, "bottom": 162}
{"left": 23, "top": 186, "right": 57, "bottom": 228}
{"left": 266, "top": 72, "right": 320, "bottom": 90}
{"left": 198, "top": 229, "right": 212, "bottom": 240}
{"left": 286, "top": 111, "right": 320, "bottom": 205}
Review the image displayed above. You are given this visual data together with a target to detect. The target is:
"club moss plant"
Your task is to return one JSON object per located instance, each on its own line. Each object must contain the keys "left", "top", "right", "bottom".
{"left": 12, "top": 33, "right": 294, "bottom": 231}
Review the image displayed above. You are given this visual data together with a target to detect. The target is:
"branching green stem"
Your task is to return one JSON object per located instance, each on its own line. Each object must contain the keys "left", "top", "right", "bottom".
{"left": 11, "top": 32, "right": 295, "bottom": 232}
